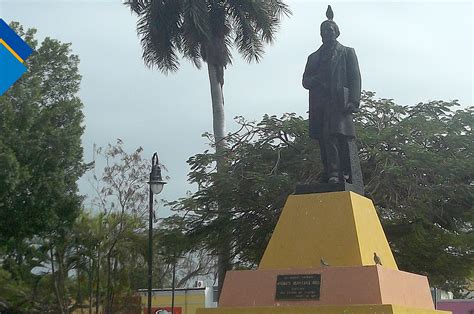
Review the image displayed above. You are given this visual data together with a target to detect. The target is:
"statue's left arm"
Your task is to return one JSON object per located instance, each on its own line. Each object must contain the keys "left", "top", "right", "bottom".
{"left": 346, "top": 48, "right": 362, "bottom": 110}
{"left": 302, "top": 55, "right": 320, "bottom": 90}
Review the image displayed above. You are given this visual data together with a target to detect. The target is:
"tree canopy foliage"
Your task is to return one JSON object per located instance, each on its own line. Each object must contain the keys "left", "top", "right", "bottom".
{"left": 0, "top": 23, "right": 86, "bottom": 243}
{"left": 0, "top": 22, "right": 87, "bottom": 312}
{"left": 168, "top": 91, "right": 474, "bottom": 295}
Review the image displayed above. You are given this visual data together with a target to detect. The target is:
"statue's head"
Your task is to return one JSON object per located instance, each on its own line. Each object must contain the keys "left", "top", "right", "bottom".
{"left": 320, "top": 5, "right": 340, "bottom": 43}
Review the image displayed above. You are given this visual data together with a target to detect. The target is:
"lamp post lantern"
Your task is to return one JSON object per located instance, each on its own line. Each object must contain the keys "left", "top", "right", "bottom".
{"left": 147, "top": 152, "right": 166, "bottom": 314}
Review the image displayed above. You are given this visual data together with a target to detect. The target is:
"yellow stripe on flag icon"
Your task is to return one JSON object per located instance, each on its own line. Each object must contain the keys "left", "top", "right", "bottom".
{"left": 0, "top": 38, "right": 25, "bottom": 63}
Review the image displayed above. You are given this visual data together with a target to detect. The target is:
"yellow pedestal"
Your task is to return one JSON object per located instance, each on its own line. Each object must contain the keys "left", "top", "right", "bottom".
{"left": 259, "top": 191, "right": 398, "bottom": 270}
{"left": 197, "top": 304, "right": 450, "bottom": 314}
{"left": 197, "top": 192, "right": 448, "bottom": 314}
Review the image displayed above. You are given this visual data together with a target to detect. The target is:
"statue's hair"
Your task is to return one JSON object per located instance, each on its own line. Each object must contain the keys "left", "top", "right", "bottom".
{"left": 320, "top": 20, "right": 340, "bottom": 37}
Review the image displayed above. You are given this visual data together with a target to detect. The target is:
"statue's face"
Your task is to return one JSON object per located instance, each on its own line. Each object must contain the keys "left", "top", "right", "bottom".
{"left": 321, "top": 24, "right": 337, "bottom": 43}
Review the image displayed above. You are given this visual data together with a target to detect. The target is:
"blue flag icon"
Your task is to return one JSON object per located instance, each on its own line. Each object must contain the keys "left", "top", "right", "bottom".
{"left": 0, "top": 19, "right": 33, "bottom": 95}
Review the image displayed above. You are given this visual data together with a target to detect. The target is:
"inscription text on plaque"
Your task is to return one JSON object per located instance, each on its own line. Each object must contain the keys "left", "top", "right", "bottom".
{"left": 275, "top": 274, "right": 321, "bottom": 300}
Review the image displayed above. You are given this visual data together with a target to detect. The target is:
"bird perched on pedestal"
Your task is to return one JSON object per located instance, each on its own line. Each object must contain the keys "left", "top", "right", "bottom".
{"left": 320, "top": 257, "right": 330, "bottom": 267}
{"left": 373, "top": 252, "right": 382, "bottom": 266}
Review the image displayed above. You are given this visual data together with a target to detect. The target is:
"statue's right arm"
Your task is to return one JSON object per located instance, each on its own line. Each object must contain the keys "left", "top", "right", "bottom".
{"left": 302, "top": 56, "right": 318, "bottom": 90}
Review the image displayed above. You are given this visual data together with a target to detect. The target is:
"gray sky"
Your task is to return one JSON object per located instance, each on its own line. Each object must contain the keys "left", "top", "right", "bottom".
{"left": 1, "top": 0, "right": 473, "bottom": 215}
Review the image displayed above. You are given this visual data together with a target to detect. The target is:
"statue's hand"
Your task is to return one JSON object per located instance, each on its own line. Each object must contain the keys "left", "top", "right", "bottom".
{"left": 344, "top": 102, "right": 359, "bottom": 114}
{"left": 303, "top": 75, "right": 323, "bottom": 90}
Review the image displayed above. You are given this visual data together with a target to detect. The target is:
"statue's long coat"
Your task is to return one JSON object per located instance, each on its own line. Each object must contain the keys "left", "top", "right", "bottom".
{"left": 302, "top": 42, "right": 361, "bottom": 139}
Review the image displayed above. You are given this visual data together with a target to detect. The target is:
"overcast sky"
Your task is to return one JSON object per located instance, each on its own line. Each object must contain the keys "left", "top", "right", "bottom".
{"left": 1, "top": 0, "right": 472, "bottom": 215}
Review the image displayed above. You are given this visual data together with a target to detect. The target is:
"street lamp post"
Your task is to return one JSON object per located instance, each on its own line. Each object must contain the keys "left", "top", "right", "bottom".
{"left": 171, "top": 259, "right": 176, "bottom": 314}
{"left": 147, "top": 153, "right": 167, "bottom": 314}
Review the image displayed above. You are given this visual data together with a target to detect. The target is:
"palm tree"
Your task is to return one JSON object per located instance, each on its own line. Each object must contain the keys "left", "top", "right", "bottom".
{"left": 125, "top": 0, "right": 291, "bottom": 295}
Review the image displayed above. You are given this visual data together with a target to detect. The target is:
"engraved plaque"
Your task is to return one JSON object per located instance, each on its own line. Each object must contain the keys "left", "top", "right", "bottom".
{"left": 275, "top": 274, "right": 321, "bottom": 300}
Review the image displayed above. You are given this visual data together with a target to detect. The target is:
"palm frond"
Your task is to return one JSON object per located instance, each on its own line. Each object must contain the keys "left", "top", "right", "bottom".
{"left": 124, "top": 0, "right": 150, "bottom": 15}
{"left": 269, "top": 0, "right": 292, "bottom": 18}
{"left": 127, "top": 0, "right": 291, "bottom": 70}
{"left": 228, "top": 3, "right": 264, "bottom": 62}
{"left": 181, "top": 0, "right": 213, "bottom": 68}
{"left": 227, "top": 0, "right": 291, "bottom": 62}
{"left": 229, "top": 0, "right": 273, "bottom": 43}
{"left": 183, "top": 0, "right": 212, "bottom": 40}
{"left": 204, "top": 2, "right": 232, "bottom": 66}
{"left": 181, "top": 19, "right": 203, "bottom": 68}
{"left": 135, "top": 0, "right": 183, "bottom": 72}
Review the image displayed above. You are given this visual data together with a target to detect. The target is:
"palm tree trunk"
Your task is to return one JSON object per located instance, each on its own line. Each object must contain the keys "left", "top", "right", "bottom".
{"left": 207, "top": 63, "right": 225, "bottom": 150}
{"left": 207, "top": 62, "right": 231, "bottom": 301}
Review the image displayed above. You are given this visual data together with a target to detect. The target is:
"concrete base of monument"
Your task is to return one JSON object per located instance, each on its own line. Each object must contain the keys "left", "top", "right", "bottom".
{"left": 217, "top": 266, "right": 434, "bottom": 309}
{"left": 197, "top": 266, "right": 444, "bottom": 313}
{"left": 196, "top": 192, "right": 449, "bottom": 314}
{"left": 197, "top": 304, "right": 449, "bottom": 314}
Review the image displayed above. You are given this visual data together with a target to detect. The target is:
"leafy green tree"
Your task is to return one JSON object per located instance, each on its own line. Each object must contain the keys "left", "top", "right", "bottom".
{"left": 69, "top": 211, "right": 103, "bottom": 314}
{"left": 88, "top": 140, "right": 213, "bottom": 312}
{"left": 0, "top": 23, "right": 86, "bottom": 242}
{"left": 156, "top": 219, "right": 216, "bottom": 288}
{"left": 169, "top": 92, "right": 473, "bottom": 294}
{"left": 0, "top": 22, "right": 87, "bottom": 312}
{"left": 88, "top": 140, "right": 151, "bottom": 313}
{"left": 124, "top": 0, "right": 291, "bottom": 293}
{"left": 0, "top": 267, "right": 31, "bottom": 311}
{"left": 355, "top": 92, "right": 473, "bottom": 296}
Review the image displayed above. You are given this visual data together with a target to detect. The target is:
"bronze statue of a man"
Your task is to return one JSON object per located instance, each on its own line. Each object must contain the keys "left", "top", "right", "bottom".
{"left": 302, "top": 5, "right": 361, "bottom": 184}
